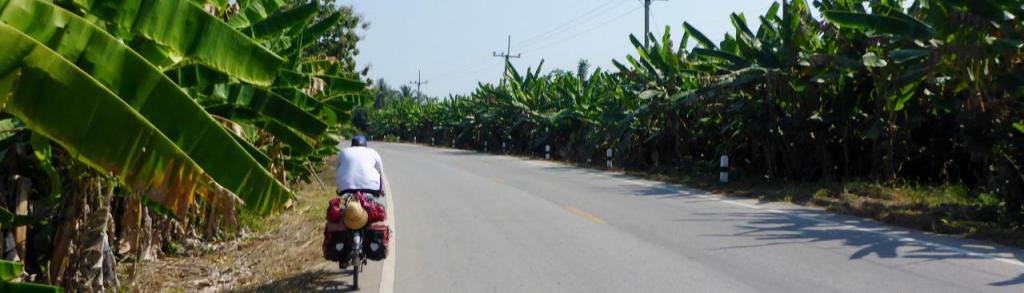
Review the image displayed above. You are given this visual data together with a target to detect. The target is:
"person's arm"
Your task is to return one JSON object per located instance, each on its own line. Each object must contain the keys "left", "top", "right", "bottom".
{"left": 375, "top": 153, "right": 385, "bottom": 196}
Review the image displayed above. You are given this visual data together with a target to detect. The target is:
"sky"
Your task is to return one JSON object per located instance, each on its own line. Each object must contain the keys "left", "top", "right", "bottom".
{"left": 341, "top": 0, "right": 782, "bottom": 98}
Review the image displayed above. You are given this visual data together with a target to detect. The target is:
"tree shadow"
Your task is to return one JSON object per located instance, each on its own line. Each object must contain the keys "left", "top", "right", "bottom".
{"left": 228, "top": 269, "right": 358, "bottom": 293}
{"left": 694, "top": 210, "right": 1024, "bottom": 287}
{"left": 991, "top": 274, "right": 1024, "bottom": 286}
{"left": 534, "top": 166, "right": 694, "bottom": 199}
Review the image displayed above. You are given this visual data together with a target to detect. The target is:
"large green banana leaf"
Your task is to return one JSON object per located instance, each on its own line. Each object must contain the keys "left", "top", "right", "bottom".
{"left": 0, "top": 0, "right": 291, "bottom": 214}
{"left": 261, "top": 120, "right": 314, "bottom": 153}
{"left": 0, "top": 23, "right": 239, "bottom": 217}
{"left": 70, "top": 0, "right": 284, "bottom": 86}
{"left": 276, "top": 70, "right": 367, "bottom": 97}
{"left": 228, "top": 0, "right": 289, "bottom": 28}
{"left": 242, "top": 1, "right": 318, "bottom": 38}
{"left": 225, "top": 85, "right": 328, "bottom": 138}
{"left": 683, "top": 22, "right": 717, "bottom": 49}
{"left": 284, "top": 11, "right": 343, "bottom": 54}
{"left": 824, "top": 11, "right": 934, "bottom": 38}
{"left": 203, "top": 103, "right": 315, "bottom": 155}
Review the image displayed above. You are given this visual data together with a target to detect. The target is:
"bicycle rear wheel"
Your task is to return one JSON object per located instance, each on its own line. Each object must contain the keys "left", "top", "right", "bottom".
{"left": 352, "top": 256, "right": 361, "bottom": 289}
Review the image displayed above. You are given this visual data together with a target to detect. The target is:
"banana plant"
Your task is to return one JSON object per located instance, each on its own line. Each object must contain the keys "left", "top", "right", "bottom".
{"left": 0, "top": 0, "right": 368, "bottom": 289}
{"left": 365, "top": 0, "right": 1023, "bottom": 222}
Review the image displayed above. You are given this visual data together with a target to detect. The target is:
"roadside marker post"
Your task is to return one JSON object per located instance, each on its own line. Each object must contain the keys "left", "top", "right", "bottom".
{"left": 502, "top": 142, "right": 507, "bottom": 153}
{"left": 545, "top": 145, "right": 551, "bottom": 160}
{"left": 606, "top": 148, "right": 613, "bottom": 169}
{"left": 484, "top": 141, "right": 488, "bottom": 152}
{"left": 413, "top": 136, "right": 417, "bottom": 144}
{"left": 451, "top": 139, "right": 455, "bottom": 148}
{"left": 431, "top": 137, "right": 435, "bottom": 146}
{"left": 720, "top": 155, "right": 729, "bottom": 183}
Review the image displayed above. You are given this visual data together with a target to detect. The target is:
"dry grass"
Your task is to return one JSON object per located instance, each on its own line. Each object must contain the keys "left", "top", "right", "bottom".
{"left": 122, "top": 161, "right": 339, "bottom": 292}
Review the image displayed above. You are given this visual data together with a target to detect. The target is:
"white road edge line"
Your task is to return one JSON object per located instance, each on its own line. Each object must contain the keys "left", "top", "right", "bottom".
{"left": 379, "top": 175, "right": 396, "bottom": 293}
{"left": 518, "top": 156, "right": 1024, "bottom": 269}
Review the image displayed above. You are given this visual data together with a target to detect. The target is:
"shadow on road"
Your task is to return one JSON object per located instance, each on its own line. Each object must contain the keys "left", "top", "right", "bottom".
{"left": 539, "top": 165, "right": 696, "bottom": 199}
{"left": 694, "top": 210, "right": 1024, "bottom": 287}
{"left": 991, "top": 274, "right": 1024, "bottom": 286}
{"left": 228, "top": 270, "right": 357, "bottom": 293}
{"left": 425, "top": 143, "right": 1024, "bottom": 287}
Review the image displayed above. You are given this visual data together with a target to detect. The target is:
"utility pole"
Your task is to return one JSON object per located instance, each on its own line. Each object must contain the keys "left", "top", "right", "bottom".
{"left": 492, "top": 35, "right": 521, "bottom": 84}
{"left": 409, "top": 70, "right": 428, "bottom": 99}
{"left": 644, "top": 0, "right": 668, "bottom": 49}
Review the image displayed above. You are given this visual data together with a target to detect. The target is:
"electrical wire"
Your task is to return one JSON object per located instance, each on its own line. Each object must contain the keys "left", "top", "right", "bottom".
{"left": 517, "top": 2, "right": 633, "bottom": 53}
{"left": 428, "top": 1, "right": 629, "bottom": 82}
{"left": 520, "top": 6, "right": 642, "bottom": 54}
{"left": 425, "top": 1, "right": 637, "bottom": 86}
{"left": 516, "top": 0, "right": 626, "bottom": 46}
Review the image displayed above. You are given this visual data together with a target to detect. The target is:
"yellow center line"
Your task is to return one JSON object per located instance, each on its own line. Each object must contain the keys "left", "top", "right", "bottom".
{"left": 562, "top": 205, "right": 606, "bottom": 225}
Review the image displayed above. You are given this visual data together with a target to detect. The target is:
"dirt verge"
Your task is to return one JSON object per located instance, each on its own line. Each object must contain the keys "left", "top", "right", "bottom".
{"left": 122, "top": 165, "right": 339, "bottom": 292}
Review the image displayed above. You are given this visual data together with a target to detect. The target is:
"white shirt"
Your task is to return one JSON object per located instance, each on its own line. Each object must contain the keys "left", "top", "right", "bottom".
{"left": 335, "top": 146, "right": 384, "bottom": 191}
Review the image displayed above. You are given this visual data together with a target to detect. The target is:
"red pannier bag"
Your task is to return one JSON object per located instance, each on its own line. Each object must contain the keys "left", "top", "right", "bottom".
{"left": 356, "top": 192, "right": 387, "bottom": 223}
{"left": 326, "top": 197, "right": 343, "bottom": 222}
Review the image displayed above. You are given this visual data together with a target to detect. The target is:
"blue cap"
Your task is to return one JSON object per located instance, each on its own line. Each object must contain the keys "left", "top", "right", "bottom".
{"left": 351, "top": 135, "right": 368, "bottom": 147}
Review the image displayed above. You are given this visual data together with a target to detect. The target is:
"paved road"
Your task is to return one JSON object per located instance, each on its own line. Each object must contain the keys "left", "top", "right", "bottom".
{"left": 378, "top": 142, "right": 1024, "bottom": 293}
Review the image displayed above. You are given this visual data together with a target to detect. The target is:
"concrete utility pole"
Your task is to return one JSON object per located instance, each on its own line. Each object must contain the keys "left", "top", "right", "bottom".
{"left": 492, "top": 35, "right": 521, "bottom": 84}
{"left": 409, "top": 70, "right": 428, "bottom": 99}
{"left": 644, "top": 0, "right": 668, "bottom": 49}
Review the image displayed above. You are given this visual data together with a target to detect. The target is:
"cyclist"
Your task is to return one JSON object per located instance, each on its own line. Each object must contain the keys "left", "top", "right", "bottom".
{"left": 336, "top": 135, "right": 385, "bottom": 198}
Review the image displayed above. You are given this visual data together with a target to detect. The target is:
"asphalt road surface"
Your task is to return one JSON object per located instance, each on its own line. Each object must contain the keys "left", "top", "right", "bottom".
{"left": 377, "top": 142, "right": 1024, "bottom": 293}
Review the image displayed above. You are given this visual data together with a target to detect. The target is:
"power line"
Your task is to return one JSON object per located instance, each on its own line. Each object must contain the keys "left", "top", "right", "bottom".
{"left": 424, "top": 1, "right": 639, "bottom": 88}
{"left": 425, "top": 1, "right": 626, "bottom": 82}
{"left": 438, "top": 6, "right": 641, "bottom": 84}
{"left": 517, "top": 2, "right": 632, "bottom": 52}
{"left": 520, "top": 6, "right": 642, "bottom": 54}
{"left": 430, "top": 59, "right": 499, "bottom": 82}
{"left": 517, "top": 0, "right": 626, "bottom": 45}
{"left": 425, "top": 54, "right": 493, "bottom": 81}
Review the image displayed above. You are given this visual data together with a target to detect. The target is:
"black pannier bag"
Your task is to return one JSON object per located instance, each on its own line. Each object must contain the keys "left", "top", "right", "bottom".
{"left": 323, "top": 229, "right": 353, "bottom": 262}
{"left": 363, "top": 222, "right": 389, "bottom": 261}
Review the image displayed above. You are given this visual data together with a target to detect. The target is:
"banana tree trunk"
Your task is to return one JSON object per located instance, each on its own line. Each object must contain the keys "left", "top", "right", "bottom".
{"left": 67, "top": 180, "right": 117, "bottom": 291}
{"left": 48, "top": 174, "right": 90, "bottom": 285}
{"left": 117, "top": 193, "right": 141, "bottom": 260}
{"left": 13, "top": 175, "right": 30, "bottom": 261}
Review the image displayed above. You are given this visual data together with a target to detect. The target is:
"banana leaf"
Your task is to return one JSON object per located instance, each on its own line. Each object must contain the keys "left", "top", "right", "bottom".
{"left": 226, "top": 85, "right": 328, "bottom": 138}
{"left": 0, "top": 260, "right": 61, "bottom": 292}
{"left": 242, "top": 1, "right": 318, "bottom": 39}
{"left": 261, "top": 120, "right": 314, "bottom": 153}
{"left": 0, "top": 282, "right": 62, "bottom": 293}
{"left": 228, "top": 0, "right": 289, "bottom": 28}
{"left": 683, "top": 22, "right": 717, "bottom": 49}
{"left": 77, "top": 0, "right": 284, "bottom": 86}
{"left": 0, "top": 0, "right": 291, "bottom": 214}
{"left": 0, "top": 23, "right": 242, "bottom": 216}
{"left": 691, "top": 48, "right": 752, "bottom": 70}
{"left": 824, "top": 11, "right": 934, "bottom": 39}
{"left": 286, "top": 11, "right": 343, "bottom": 52}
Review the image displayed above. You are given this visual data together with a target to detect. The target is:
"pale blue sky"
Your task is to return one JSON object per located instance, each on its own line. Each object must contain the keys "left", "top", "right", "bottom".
{"left": 341, "top": 1, "right": 782, "bottom": 97}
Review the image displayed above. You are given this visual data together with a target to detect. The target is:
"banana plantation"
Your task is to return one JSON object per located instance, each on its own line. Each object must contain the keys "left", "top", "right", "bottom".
{"left": 0, "top": 0, "right": 368, "bottom": 291}
{"left": 366, "top": 0, "right": 1024, "bottom": 226}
